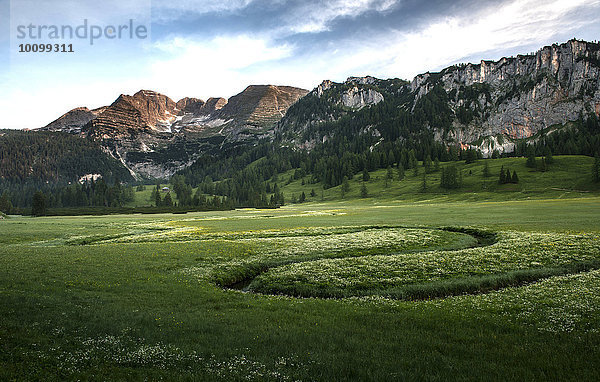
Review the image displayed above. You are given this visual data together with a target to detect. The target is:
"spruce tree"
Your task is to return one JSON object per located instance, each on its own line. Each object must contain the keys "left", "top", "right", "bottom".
{"left": 526, "top": 149, "right": 537, "bottom": 168}
{"left": 424, "top": 155, "right": 433, "bottom": 173}
{"left": 0, "top": 192, "right": 12, "bottom": 214}
{"left": 545, "top": 148, "right": 554, "bottom": 164}
{"left": 397, "top": 166, "right": 405, "bottom": 181}
{"left": 342, "top": 177, "right": 350, "bottom": 194}
{"left": 483, "top": 161, "right": 490, "bottom": 178}
{"left": 594, "top": 155, "right": 600, "bottom": 183}
{"left": 440, "top": 166, "right": 459, "bottom": 189}
{"left": 362, "top": 168, "right": 370, "bottom": 182}
{"left": 499, "top": 166, "right": 506, "bottom": 184}
{"left": 360, "top": 182, "right": 368, "bottom": 198}
{"left": 433, "top": 157, "right": 440, "bottom": 172}
{"left": 163, "top": 192, "right": 173, "bottom": 207}
{"left": 465, "top": 149, "right": 477, "bottom": 164}
{"left": 408, "top": 150, "right": 418, "bottom": 169}
{"left": 539, "top": 157, "right": 548, "bottom": 172}
{"left": 31, "top": 191, "right": 47, "bottom": 216}
{"left": 511, "top": 170, "right": 519, "bottom": 183}
{"left": 155, "top": 189, "right": 162, "bottom": 207}
{"left": 421, "top": 174, "right": 428, "bottom": 192}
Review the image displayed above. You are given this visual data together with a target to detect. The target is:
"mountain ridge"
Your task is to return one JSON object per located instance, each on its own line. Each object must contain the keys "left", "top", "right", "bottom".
{"left": 35, "top": 39, "right": 600, "bottom": 182}
{"left": 41, "top": 85, "right": 308, "bottom": 178}
{"left": 278, "top": 38, "right": 600, "bottom": 157}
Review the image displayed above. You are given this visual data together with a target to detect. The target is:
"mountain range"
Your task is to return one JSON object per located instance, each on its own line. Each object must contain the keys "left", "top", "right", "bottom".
{"left": 41, "top": 85, "right": 308, "bottom": 178}
{"left": 5, "top": 38, "right": 600, "bottom": 183}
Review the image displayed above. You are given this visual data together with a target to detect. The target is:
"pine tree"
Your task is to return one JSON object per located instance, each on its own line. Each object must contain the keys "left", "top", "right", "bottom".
{"left": 299, "top": 191, "right": 306, "bottom": 203}
{"left": 465, "top": 149, "right": 477, "bottom": 164}
{"left": 423, "top": 155, "right": 433, "bottom": 173}
{"left": 360, "top": 182, "right": 368, "bottom": 198}
{"left": 155, "top": 189, "right": 162, "bottom": 207}
{"left": 342, "top": 177, "right": 350, "bottom": 194}
{"left": 31, "top": 191, "right": 47, "bottom": 216}
{"left": 539, "top": 157, "right": 548, "bottom": 172}
{"left": 362, "top": 168, "right": 370, "bottom": 182}
{"left": 420, "top": 174, "right": 428, "bottom": 192}
{"left": 545, "top": 148, "right": 554, "bottom": 165}
{"left": 433, "top": 157, "right": 440, "bottom": 172}
{"left": 482, "top": 161, "right": 490, "bottom": 178}
{"left": 397, "top": 166, "right": 405, "bottom": 181}
{"left": 440, "top": 166, "right": 459, "bottom": 189}
{"left": 310, "top": 189, "right": 316, "bottom": 197}
{"left": 408, "top": 150, "right": 418, "bottom": 169}
{"left": 526, "top": 149, "right": 537, "bottom": 168}
{"left": 511, "top": 170, "right": 519, "bottom": 183}
{"left": 163, "top": 192, "right": 173, "bottom": 207}
{"left": 0, "top": 192, "right": 12, "bottom": 214}
{"left": 499, "top": 166, "right": 506, "bottom": 184}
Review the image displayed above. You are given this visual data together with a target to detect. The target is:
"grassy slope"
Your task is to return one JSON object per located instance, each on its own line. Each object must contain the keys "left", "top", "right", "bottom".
{"left": 124, "top": 184, "right": 180, "bottom": 207}
{"left": 279, "top": 155, "right": 600, "bottom": 203}
{"left": 121, "top": 156, "right": 598, "bottom": 208}
{"left": 0, "top": 198, "right": 599, "bottom": 380}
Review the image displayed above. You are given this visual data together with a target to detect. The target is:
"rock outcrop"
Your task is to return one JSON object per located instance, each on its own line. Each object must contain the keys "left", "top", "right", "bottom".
{"left": 40, "top": 85, "right": 308, "bottom": 178}
{"left": 340, "top": 86, "right": 384, "bottom": 109}
{"left": 280, "top": 39, "right": 600, "bottom": 157}
{"left": 43, "top": 106, "right": 106, "bottom": 133}
{"left": 410, "top": 39, "right": 600, "bottom": 154}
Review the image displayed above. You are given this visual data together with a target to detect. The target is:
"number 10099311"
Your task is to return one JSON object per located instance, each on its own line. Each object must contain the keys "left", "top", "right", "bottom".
{"left": 18, "top": 44, "right": 74, "bottom": 53}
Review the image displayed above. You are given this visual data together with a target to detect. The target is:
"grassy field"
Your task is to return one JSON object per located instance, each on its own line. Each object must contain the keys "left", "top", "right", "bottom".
{"left": 1, "top": 196, "right": 600, "bottom": 380}
{"left": 123, "top": 156, "right": 599, "bottom": 208}
{"left": 279, "top": 155, "right": 600, "bottom": 203}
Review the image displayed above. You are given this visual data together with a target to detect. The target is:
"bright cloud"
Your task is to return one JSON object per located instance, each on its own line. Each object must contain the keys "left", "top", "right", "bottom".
{"left": 148, "top": 35, "right": 293, "bottom": 100}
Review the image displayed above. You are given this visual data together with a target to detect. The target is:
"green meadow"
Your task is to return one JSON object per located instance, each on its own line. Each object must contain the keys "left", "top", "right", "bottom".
{"left": 1, "top": 191, "right": 600, "bottom": 380}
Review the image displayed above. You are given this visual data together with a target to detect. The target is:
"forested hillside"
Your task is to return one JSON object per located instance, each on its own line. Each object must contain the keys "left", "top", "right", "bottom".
{"left": 0, "top": 130, "right": 131, "bottom": 183}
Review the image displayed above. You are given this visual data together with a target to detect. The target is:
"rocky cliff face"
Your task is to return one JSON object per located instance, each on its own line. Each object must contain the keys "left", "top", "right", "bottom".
{"left": 316, "top": 76, "right": 385, "bottom": 109}
{"left": 43, "top": 107, "right": 106, "bottom": 133}
{"left": 410, "top": 39, "right": 600, "bottom": 155}
{"left": 276, "top": 76, "right": 407, "bottom": 146}
{"left": 280, "top": 39, "right": 600, "bottom": 157}
{"left": 41, "top": 85, "right": 308, "bottom": 178}
{"left": 340, "top": 86, "right": 384, "bottom": 109}
{"left": 216, "top": 85, "right": 308, "bottom": 140}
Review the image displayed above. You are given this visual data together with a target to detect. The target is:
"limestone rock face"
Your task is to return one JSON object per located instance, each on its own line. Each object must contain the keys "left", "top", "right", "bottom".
{"left": 316, "top": 80, "right": 333, "bottom": 97}
{"left": 278, "top": 40, "right": 600, "bottom": 157}
{"left": 315, "top": 77, "right": 384, "bottom": 109}
{"left": 340, "top": 86, "right": 384, "bottom": 109}
{"left": 410, "top": 39, "right": 600, "bottom": 154}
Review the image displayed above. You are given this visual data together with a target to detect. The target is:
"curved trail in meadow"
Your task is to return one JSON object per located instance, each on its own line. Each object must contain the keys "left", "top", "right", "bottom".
{"left": 224, "top": 227, "right": 497, "bottom": 296}
{"left": 223, "top": 227, "right": 600, "bottom": 300}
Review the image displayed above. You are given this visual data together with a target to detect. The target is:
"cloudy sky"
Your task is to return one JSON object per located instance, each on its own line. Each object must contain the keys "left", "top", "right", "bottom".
{"left": 0, "top": 0, "right": 599, "bottom": 129}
